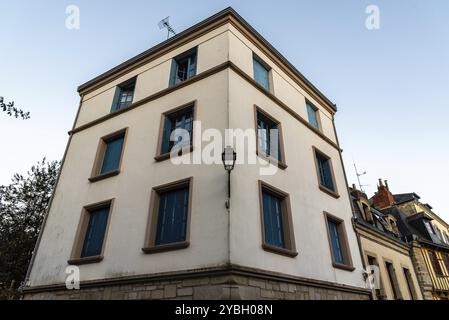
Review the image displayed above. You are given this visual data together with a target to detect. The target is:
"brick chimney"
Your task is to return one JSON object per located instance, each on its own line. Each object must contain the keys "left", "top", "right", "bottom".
{"left": 371, "top": 179, "right": 394, "bottom": 209}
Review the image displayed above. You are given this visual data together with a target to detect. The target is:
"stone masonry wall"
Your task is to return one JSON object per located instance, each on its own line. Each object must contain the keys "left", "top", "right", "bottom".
{"left": 410, "top": 242, "right": 434, "bottom": 300}
{"left": 23, "top": 274, "right": 369, "bottom": 300}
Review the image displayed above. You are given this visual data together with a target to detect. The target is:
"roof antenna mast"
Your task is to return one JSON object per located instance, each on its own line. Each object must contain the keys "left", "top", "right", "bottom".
{"left": 158, "top": 17, "right": 177, "bottom": 39}
{"left": 353, "top": 161, "right": 368, "bottom": 192}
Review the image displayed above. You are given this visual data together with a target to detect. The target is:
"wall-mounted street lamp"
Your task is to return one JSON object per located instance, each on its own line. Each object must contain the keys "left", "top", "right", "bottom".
{"left": 222, "top": 146, "right": 236, "bottom": 209}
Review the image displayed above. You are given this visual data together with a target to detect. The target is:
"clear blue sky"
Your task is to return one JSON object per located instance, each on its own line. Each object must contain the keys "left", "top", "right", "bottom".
{"left": 1, "top": 1, "right": 448, "bottom": 221}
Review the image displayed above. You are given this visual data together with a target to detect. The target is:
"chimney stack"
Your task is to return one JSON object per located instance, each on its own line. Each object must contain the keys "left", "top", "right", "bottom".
{"left": 371, "top": 178, "right": 394, "bottom": 209}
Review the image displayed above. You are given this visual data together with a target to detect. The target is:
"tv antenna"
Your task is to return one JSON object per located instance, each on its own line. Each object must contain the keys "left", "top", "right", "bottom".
{"left": 158, "top": 17, "right": 176, "bottom": 39}
{"left": 353, "top": 162, "right": 368, "bottom": 192}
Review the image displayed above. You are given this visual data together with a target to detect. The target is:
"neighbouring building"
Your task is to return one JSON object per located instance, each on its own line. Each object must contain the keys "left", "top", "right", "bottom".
{"left": 350, "top": 184, "right": 422, "bottom": 300}
{"left": 371, "top": 180, "right": 449, "bottom": 300}
{"left": 22, "top": 7, "right": 370, "bottom": 300}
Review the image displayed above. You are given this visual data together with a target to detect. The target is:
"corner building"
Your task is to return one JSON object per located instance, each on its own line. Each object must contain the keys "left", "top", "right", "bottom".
{"left": 23, "top": 8, "right": 369, "bottom": 300}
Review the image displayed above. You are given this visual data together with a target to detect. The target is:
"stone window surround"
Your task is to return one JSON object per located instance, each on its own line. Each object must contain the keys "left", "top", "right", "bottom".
{"left": 257, "top": 180, "right": 297, "bottom": 258}
{"left": 154, "top": 101, "right": 197, "bottom": 162}
{"left": 88, "top": 127, "right": 129, "bottom": 183}
{"left": 253, "top": 105, "right": 288, "bottom": 170}
{"left": 252, "top": 53, "right": 274, "bottom": 94}
{"left": 68, "top": 198, "right": 115, "bottom": 265}
{"left": 312, "top": 146, "right": 340, "bottom": 199}
{"left": 305, "top": 99, "right": 322, "bottom": 132}
{"left": 383, "top": 258, "right": 403, "bottom": 300}
{"left": 142, "top": 177, "right": 193, "bottom": 254}
{"left": 323, "top": 211, "right": 354, "bottom": 271}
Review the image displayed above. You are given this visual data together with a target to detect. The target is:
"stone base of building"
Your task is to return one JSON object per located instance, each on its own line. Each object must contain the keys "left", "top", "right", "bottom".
{"left": 22, "top": 265, "right": 370, "bottom": 300}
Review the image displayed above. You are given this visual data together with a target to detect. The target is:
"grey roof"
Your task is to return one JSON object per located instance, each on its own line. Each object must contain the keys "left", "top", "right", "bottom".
{"left": 76, "top": 7, "right": 337, "bottom": 112}
{"left": 381, "top": 207, "right": 418, "bottom": 239}
{"left": 393, "top": 193, "right": 420, "bottom": 205}
{"left": 381, "top": 206, "right": 449, "bottom": 251}
{"left": 352, "top": 196, "right": 404, "bottom": 243}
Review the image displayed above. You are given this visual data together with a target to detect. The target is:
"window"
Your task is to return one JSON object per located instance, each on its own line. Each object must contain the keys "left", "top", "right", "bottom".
{"left": 143, "top": 177, "right": 192, "bottom": 253}
{"left": 313, "top": 147, "right": 338, "bottom": 197}
{"left": 253, "top": 55, "right": 270, "bottom": 91}
{"left": 385, "top": 261, "right": 402, "bottom": 299}
{"left": 443, "top": 232, "right": 449, "bottom": 244}
{"left": 156, "top": 103, "right": 195, "bottom": 160}
{"left": 428, "top": 251, "right": 444, "bottom": 276}
{"left": 324, "top": 212, "right": 353, "bottom": 270}
{"left": 111, "top": 78, "right": 136, "bottom": 112}
{"left": 424, "top": 221, "right": 436, "bottom": 235}
{"left": 69, "top": 199, "right": 113, "bottom": 265}
{"left": 443, "top": 254, "right": 449, "bottom": 274}
{"left": 435, "top": 226, "right": 444, "bottom": 241}
{"left": 263, "top": 192, "right": 284, "bottom": 248}
{"left": 89, "top": 128, "right": 127, "bottom": 182}
{"left": 367, "top": 256, "right": 385, "bottom": 300}
{"left": 306, "top": 101, "right": 320, "bottom": 130}
{"left": 258, "top": 181, "right": 297, "bottom": 257}
{"left": 403, "top": 268, "right": 417, "bottom": 300}
{"left": 362, "top": 203, "right": 374, "bottom": 223}
{"left": 255, "top": 107, "right": 286, "bottom": 168}
{"left": 388, "top": 217, "right": 400, "bottom": 237}
{"left": 169, "top": 48, "right": 197, "bottom": 86}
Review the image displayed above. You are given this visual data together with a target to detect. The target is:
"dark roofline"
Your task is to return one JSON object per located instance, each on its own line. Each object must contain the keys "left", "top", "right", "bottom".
{"left": 77, "top": 7, "right": 337, "bottom": 111}
{"left": 418, "top": 238, "right": 449, "bottom": 252}
{"left": 406, "top": 212, "right": 432, "bottom": 223}
{"left": 393, "top": 192, "right": 420, "bottom": 205}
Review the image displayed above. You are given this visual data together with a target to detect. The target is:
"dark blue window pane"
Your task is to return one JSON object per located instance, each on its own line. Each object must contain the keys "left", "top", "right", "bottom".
{"left": 257, "top": 113, "right": 280, "bottom": 160}
{"left": 81, "top": 207, "right": 109, "bottom": 257}
{"left": 253, "top": 58, "right": 269, "bottom": 90}
{"left": 155, "top": 187, "right": 189, "bottom": 245}
{"left": 317, "top": 153, "right": 335, "bottom": 191}
{"left": 328, "top": 220, "right": 344, "bottom": 264}
{"left": 307, "top": 102, "right": 319, "bottom": 129}
{"left": 100, "top": 135, "right": 124, "bottom": 174}
{"left": 262, "top": 191, "right": 285, "bottom": 248}
{"left": 161, "top": 108, "right": 193, "bottom": 154}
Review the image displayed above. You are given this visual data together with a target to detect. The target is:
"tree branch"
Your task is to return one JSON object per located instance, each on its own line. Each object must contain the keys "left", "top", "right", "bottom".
{"left": 0, "top": 96, "right": 30, "bottom": 120}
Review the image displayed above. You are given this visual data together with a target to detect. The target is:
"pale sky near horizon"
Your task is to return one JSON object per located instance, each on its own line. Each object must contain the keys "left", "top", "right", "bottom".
{"left": 1, "top": 1, "right": 448, "bottom": 221}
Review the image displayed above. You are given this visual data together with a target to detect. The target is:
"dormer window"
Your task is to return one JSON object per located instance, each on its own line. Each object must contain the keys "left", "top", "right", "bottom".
{"left": 362, "top": 203, "right": 374, "bottom": 223}
{"left": 425, "top": 221, "right": 436, "bottom": 235}
{"left": 443, "top": 232, "right": 449, "bottom": 244}
{"left": 434, "top": 226, "right": 444, "bottom": 242}
{"left": 388, "top": 217, "right": 399, "bottom": 237}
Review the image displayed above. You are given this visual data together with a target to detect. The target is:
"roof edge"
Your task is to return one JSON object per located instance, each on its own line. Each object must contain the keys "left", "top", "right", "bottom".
{"left": 77, "top": 7, "right": 337, "bottom": 112}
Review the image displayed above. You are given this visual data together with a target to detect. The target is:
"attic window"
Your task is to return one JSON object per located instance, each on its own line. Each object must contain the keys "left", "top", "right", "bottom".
{"left": 111, "top": 78, "right": 136, "bottom": 112}
{"left": 362, "top": 204, "right": 373, "bottom": 223}
{"left": 169, "top": 48, "right": 197, "bottom": 86}
{"left": 424, "top": 221, "right": 436, "bottom": 235}
{"left": 389, "top": 218, "right": 399, "bottom": 236}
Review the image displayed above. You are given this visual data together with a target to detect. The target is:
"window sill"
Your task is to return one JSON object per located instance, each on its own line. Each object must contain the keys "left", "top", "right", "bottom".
{"left": 142, "top": 241, "right": 190, "bottom": 254}
{"left": 154, "top": 146, "right": 194, "bottom": 162}
{"left": 332, "top": 262, "right": 355, "bottom": 272}
{"left": 68, "top": 255, "right": 103, "bottom": 265}
{"left": 262, "top": 244, "right": 298, "bottom": 258}
{"left": 89, "top": 170, "right": 120, "bottom": 183}
{"left": 253, "top": 80, "right": 272, "bottom": 95}
{"left": 256, "top": 152, "right": 287, "bottom": 170}
{"left": 319, "top": 185, "right": 340, "bottom": 199}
